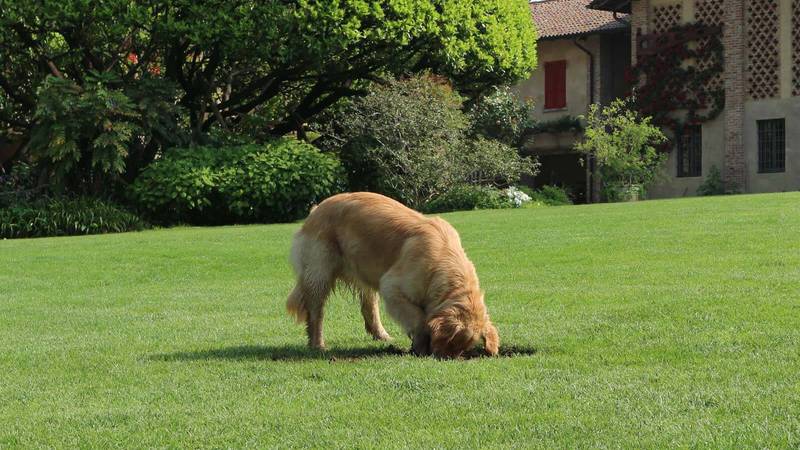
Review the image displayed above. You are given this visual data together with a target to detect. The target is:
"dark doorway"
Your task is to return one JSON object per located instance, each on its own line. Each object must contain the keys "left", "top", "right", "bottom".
{"left": 525, "top": 152, "right": 587, "bottom": 203}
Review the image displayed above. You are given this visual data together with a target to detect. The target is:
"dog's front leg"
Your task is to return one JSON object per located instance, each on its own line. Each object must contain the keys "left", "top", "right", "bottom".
{"left": 380, "top": 277, "right": 429, "bottom": 356}
{"left": 410, "top": 330, "right": 431, "bottom": 356}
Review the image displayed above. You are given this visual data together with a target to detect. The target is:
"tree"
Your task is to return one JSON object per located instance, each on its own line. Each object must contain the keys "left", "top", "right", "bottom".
{"left": 1, "top": 0, "right": 537, "bottom": 141}
{"left": 574, "top": 98, "right": 667, "bottom": 201}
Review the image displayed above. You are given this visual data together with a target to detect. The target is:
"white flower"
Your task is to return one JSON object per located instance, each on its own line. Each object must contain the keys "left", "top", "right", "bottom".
{"left": 504, "top": 186, "right": 531, "bottom": 208}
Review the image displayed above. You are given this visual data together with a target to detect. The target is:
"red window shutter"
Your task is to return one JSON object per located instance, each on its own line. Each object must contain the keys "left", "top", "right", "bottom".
{"left": 544, "top": 60, "right": 567, "bottom": 110}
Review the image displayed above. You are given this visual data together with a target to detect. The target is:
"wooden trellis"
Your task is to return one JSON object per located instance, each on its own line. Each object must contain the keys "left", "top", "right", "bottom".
{"left": 747, "top": 0, "right": 780, "bottom": 100}
{"left": 695, "top": 0, "right": 725, "bottom": 94}
{"left": 652, "top": 3, "right": 683, "bottom": 34}
{"left": 793, "top": 0, "right": 800, "bottom": 96}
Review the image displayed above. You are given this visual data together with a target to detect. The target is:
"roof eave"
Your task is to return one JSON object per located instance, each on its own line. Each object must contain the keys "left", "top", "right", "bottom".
{"left": 537, "top": 26, "right": 630, "bottom": 42}
{"left": 586, "top": 0, "right": 632, "bottom": 14}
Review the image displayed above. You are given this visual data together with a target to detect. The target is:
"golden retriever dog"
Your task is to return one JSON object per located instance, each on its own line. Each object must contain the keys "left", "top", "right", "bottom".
{"left": 286, "top": 192, "right": 499, "bottom": 358}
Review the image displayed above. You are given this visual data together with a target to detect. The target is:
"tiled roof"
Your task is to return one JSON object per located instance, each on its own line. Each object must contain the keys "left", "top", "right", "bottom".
{"left": 530, "top": 0, "right": 630, "bottom": 40}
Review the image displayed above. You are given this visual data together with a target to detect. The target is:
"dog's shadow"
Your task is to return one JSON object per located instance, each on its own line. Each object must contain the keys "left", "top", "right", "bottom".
{"left": 150, "top": 344, "right": 537, "bottom": 362}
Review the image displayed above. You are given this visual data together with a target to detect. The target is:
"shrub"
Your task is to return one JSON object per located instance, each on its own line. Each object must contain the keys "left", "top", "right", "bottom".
{"left": 574, "top": 97, "right": 667, "bottom": 202}
{"left": 468, "top": 86, "right": 535, "bottom": 146}
{"left": 0, "top": 197, "right": 148, "bottom": 239}
{"left": 0, "top": 162, "right": 37, "bottom": 208}
{"left": 219, "top": 144, "right": 344, "bottom": 223}
{"left": 602, "top": 182, "right": 644, "bottom": 202}
{"left": 530, "top": 116, "right": 584, "bottom": 135}
{"left": 319, "top": 75, "right": 537, "bottom": 208}
{"left": 504, "top": 186, "right": 532, "bottom": 208}
{"left": 129, "top": 139, "right": 344, "bottom": 224}
{"left": 422, "top": 185, "right": 513, "bottom": 213}
{"left": 461, "top": 138, "right": 540, "bottom": 187}
{"left": 696, "top": 165, "right": 726, "bottom": 196}
{"left": 530, "top": 185, "right": 573, "bottom": 206}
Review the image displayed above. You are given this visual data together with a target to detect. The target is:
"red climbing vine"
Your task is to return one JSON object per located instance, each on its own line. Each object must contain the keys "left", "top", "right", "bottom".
{"left": 627, "top": 22, "right": 725, "bottom": 146}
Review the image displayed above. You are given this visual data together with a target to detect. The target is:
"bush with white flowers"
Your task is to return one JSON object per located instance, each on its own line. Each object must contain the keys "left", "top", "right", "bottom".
{"left": 504, "top": 186, "right": 532, "bottom": 208}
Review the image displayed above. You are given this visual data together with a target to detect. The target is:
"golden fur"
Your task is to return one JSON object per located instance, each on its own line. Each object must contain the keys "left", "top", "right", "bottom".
{"left": 286, "top": 192, "right": 499, "bottom": 358}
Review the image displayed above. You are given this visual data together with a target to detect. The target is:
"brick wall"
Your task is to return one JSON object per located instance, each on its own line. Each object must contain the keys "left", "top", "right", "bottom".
{"left": 723, "top": 0, "right": 747, "bottom": 190}
{"left": 631, "top": 0, "right": 650, "bottom": 64}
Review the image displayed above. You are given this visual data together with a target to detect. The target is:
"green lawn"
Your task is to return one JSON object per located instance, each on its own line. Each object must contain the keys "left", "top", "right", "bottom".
{"left": 1, "top": 193, "right": 799, "bottom": 448}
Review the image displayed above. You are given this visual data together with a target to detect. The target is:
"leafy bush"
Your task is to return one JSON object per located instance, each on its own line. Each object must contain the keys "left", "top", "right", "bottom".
{"left": 504, "top": 186, "right": 532, "bottom": 207}
{"left": 0, "top": 162, "right": 37, "bottom": 207}
{"left": 531, "top": 116, "right": 584, "bottom": 135}
{"left": 29, "top": 75, "right": 137, "bottom": 191}
{"left": 319, "top": 76, "right": 537, "bottom": 208}
{"left": 422, "top": 185, "right": 513, "bottom": 213}
{"left": 696, "top": 165, "right": 726, "bottom": 196}
{"left": 129, "top": 139, "right": 344, "bottom": 224}
{"left": 574, "top": 98, "right": 667, "bottom": 202}
{"left": 0, "top": 197, "right": 148, "bottom": 239}
{"left": 468, "top": 86, "right": 535, "bottom": 145}
{"left": 602, "top": 183, "right": 644, "bottom": 203}
{"left": 530, "top": 185, "right": 573, "bottom": 206}
{"left": 461, "top": 138, "right": 540, "bottom": 187}
{"left": 219, "top": 146, "right": 344, "bottom": 222}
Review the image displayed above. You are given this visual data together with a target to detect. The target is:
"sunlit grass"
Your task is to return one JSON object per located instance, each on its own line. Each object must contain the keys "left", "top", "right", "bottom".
{"left": 1, "top": 192, "right": 799, "bottom": 447}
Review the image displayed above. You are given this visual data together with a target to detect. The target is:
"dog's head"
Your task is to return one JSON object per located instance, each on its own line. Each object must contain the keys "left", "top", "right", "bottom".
{"left": 427, "top": 292, "right": 499, "bottom": 358}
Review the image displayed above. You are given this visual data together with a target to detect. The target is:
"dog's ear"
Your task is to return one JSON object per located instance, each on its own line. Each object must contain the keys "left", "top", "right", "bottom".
{"left": 428, "top": 311, "right": 460, "bottom": 358}
{"left": 483, "top": 321, "right": 499, "bottom": 356}
{"left": 428, "top": 309, "right": 473, "bottom": 359}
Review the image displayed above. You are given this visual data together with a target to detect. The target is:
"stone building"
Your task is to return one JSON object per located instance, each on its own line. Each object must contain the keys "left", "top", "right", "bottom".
{"left": 521, "top": 0, "right": 799, "bottom": 200}
{"left": 518, "top": 0, "right": 631, "bottom": 202}
{"left": 588, "top": 0, "right": 800, "bottom": 197}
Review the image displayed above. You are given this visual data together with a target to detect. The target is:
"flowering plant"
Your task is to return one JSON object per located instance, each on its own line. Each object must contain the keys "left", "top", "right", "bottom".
{"left": 504, "top": 186, "right": 532, "bottom": 208}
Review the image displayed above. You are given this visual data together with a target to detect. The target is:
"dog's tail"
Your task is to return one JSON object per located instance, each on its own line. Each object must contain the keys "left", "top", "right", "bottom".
{"left": 286, "top": 283, "right": 309, "bottom": 323}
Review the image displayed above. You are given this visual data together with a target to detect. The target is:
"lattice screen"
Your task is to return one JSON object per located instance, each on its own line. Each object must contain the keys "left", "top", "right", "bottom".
{"left": 695, "top": 0, "right": 723, "bottom": 26}
{"left": 652, "top": 4, "right": 683, "bottom": 34}
{"left": 793, "top": 0, "right": 800, "bottom": 96}
{"left": 695, "top": 0, "right": 724, "bottom": 94}
{"left": 747, "top": 0, "right": 780, "bottom": 100}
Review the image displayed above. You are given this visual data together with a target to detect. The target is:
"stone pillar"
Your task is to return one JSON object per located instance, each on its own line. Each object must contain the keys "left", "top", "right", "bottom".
{"left": 723, "top": 0, "right": 747, "bottom": 190}
{"left": 630, "top": 0, "right": 650, "bottom": 65}
{"left": 594, "top": 38, "right": 603, "bottom": 105}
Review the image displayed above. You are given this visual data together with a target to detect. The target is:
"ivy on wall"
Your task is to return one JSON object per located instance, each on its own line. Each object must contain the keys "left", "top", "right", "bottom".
{"left": 628, "top": 22, "right": 725, "bottom": 146}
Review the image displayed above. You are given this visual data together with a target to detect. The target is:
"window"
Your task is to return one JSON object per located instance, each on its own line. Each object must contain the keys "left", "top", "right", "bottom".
{"left": 544, "top": 60, "right": 567, "bottom": 110}
{"left": 757, "top": 119, "right": 785, "bottom": 173}
{"left": 677, "top": 125, "right": 702, "bottom": 177}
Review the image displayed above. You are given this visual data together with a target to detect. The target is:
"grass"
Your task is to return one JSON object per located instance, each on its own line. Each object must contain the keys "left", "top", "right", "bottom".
{"left": 1, "top": 193, "right": 799, "bottom": 448}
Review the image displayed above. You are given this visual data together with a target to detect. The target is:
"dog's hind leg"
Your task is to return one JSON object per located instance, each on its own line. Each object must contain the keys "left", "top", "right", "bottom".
{"left": 359, "top": 289, "right": 392, "bottom": 341}
{"left": 287, "top": 279, "right": 332, "bottom": 349}
{"left": 305, "top": 282, "right": 331, "bottom": 350}
{"left": 287, "top": 232, "right": 337, "bottom": 350}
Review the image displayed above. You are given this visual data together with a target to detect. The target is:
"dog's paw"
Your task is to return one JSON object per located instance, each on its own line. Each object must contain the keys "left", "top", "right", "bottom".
{"left": 308, "top": 341, "right": 327, "bottom": 351}
{"left": 373, "top": 332, "right": 393, "bottom": 342}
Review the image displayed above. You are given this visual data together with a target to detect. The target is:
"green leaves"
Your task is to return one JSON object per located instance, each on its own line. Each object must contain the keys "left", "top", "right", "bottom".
{"left": 128, "top": 139, "right": 344, "bottom": 225}
{"left": 26, "top": 75, "right": 184, "bottom": 193}
{"left": 0, "top": 197, "right": 148, "bottom": 239}
{"left": 574, "top": 98, "right": 668, "bottom": 200}
{"left": 422, "top": 184, "right": 513, "bottom": 213}
{"left": 2, "top": 0, "right": 537, "bottom": 145}
{"left": 320, "top": 75, "right": 536, "bottom": 209}
{"left": 468, "top": 85, "right": 535, "bottom": 146}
